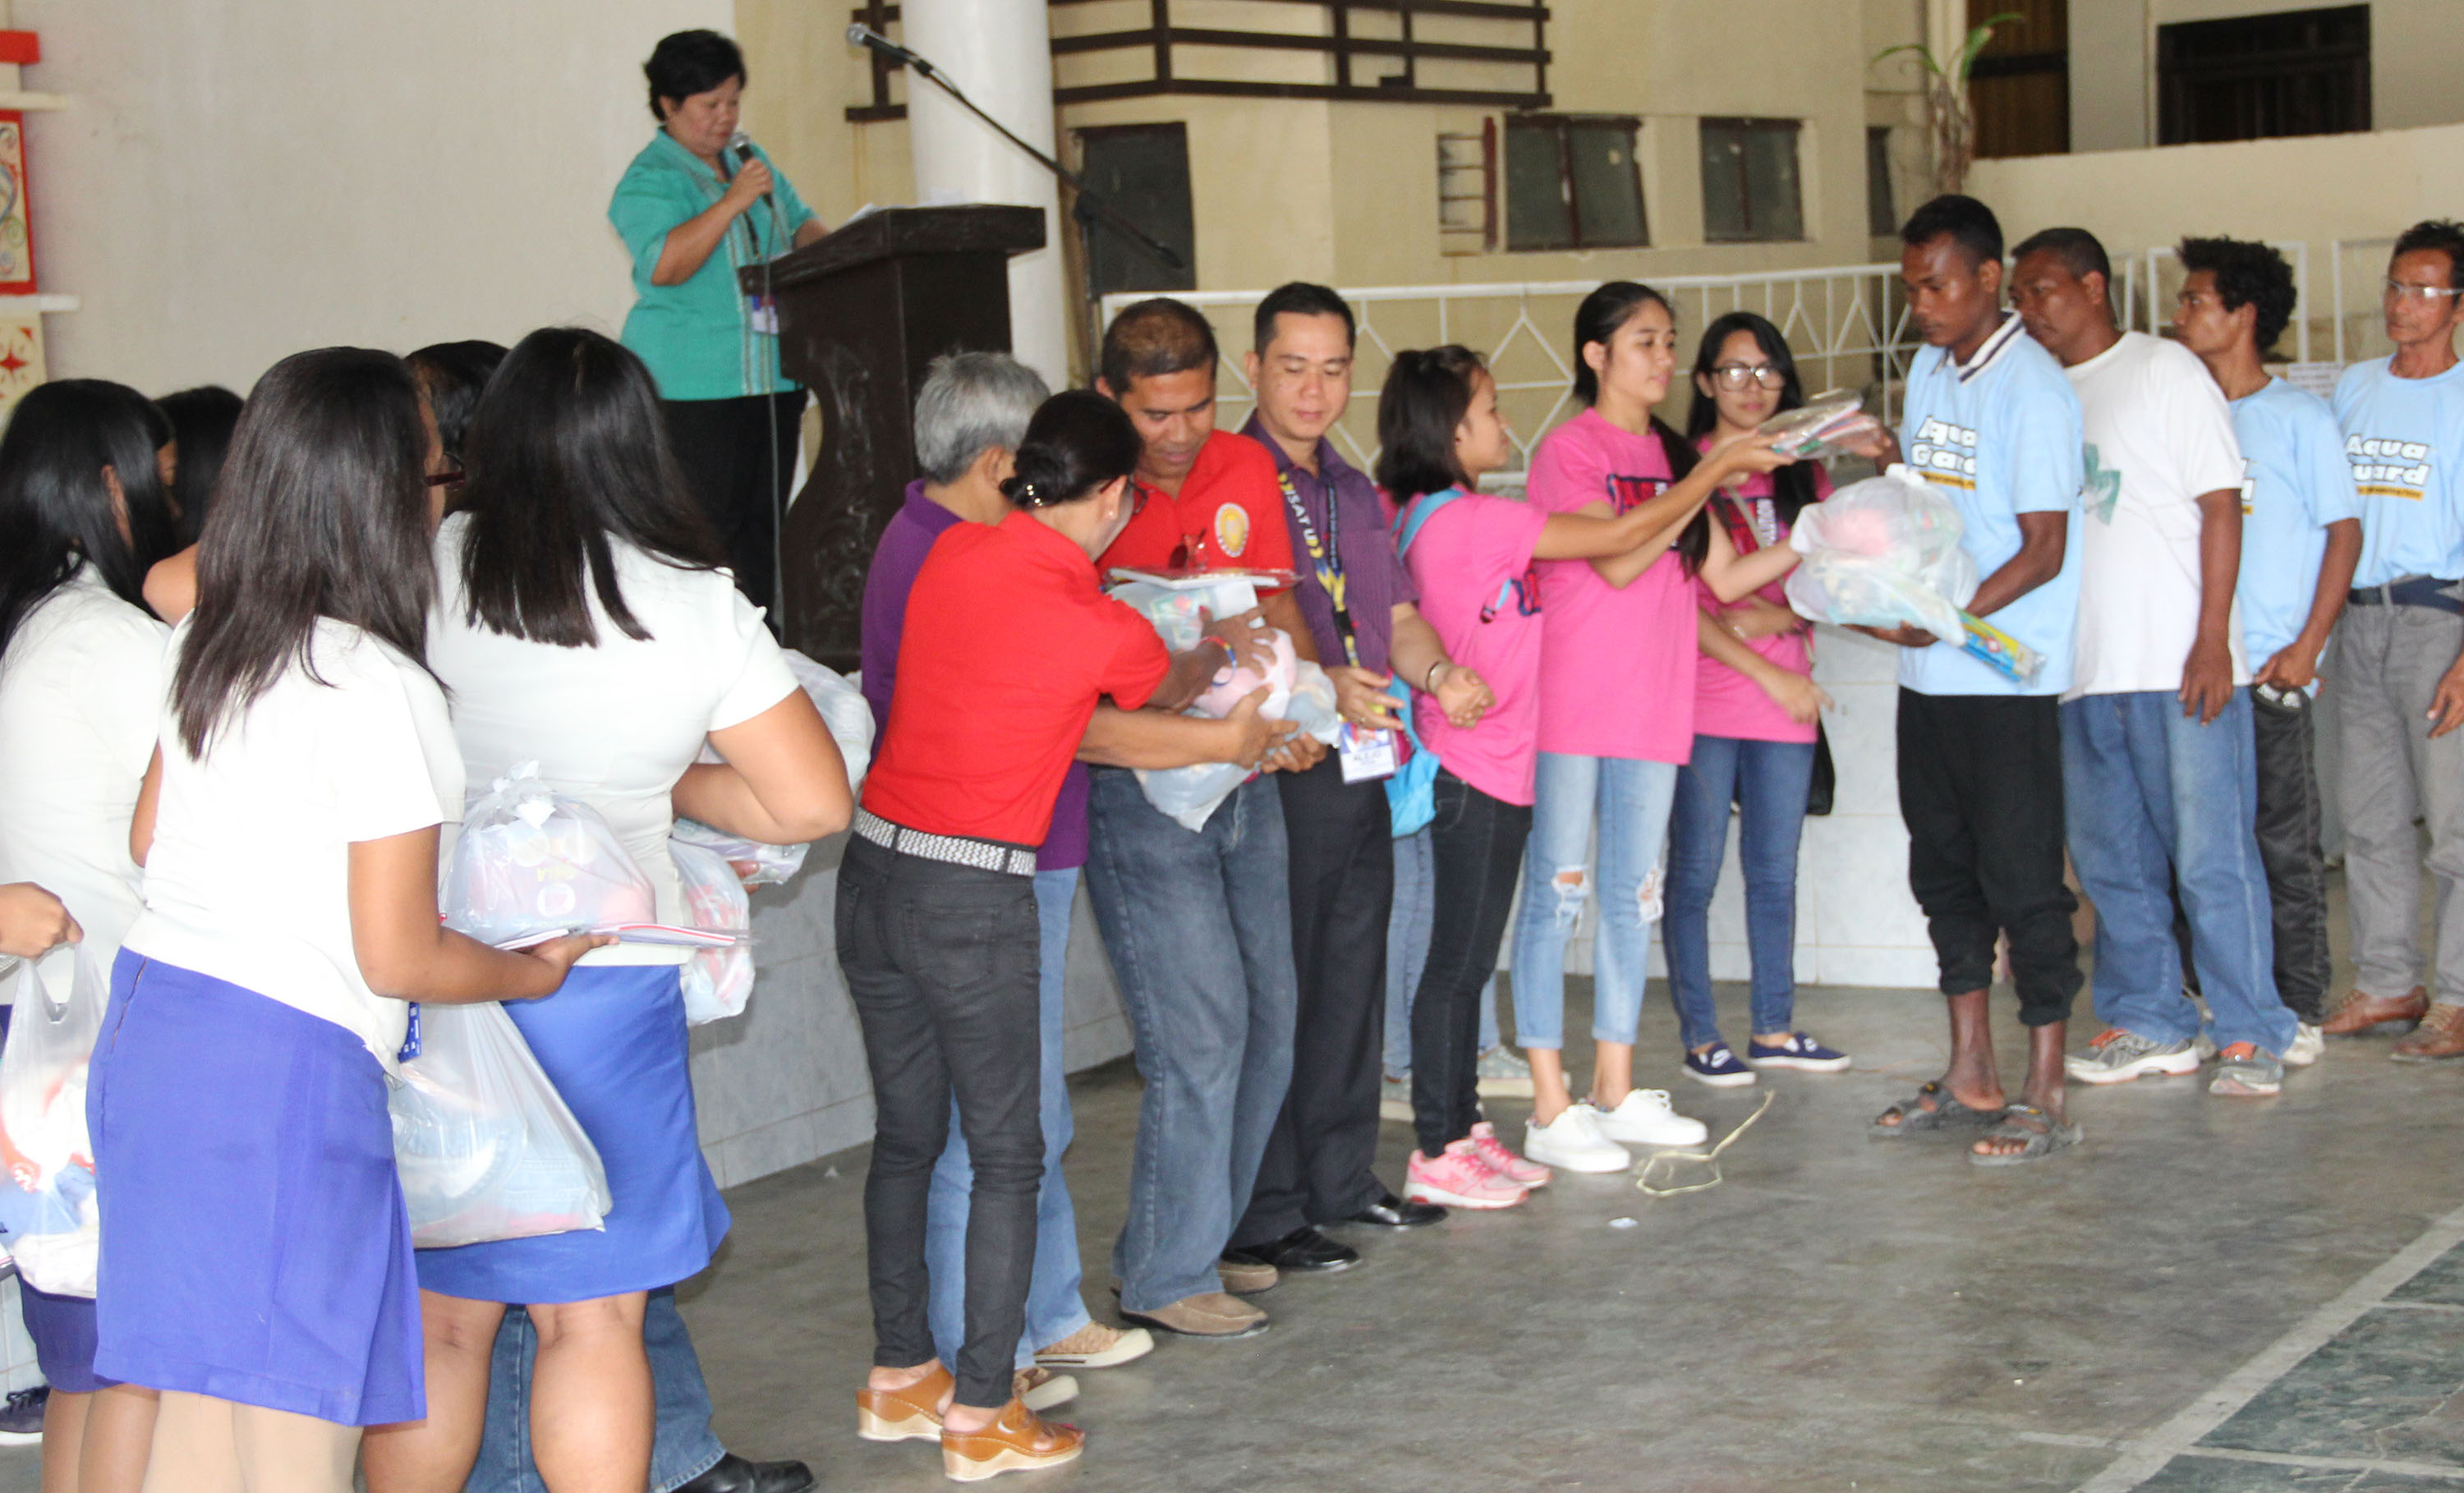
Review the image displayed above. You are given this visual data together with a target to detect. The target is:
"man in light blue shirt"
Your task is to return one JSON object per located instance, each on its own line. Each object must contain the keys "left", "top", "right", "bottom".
{"left": 2175, "top": 237, "right": 2361, "bottom": 1060}
{"left": 1851, "top": 195, "right": 2085, "bottom": 1165}
{"left": 2320, "top": 220, "right": 2464, "bottom": 1059}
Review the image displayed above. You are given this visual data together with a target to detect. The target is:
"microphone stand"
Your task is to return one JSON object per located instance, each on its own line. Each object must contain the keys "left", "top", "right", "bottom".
{"left": 870, "top": 40, "right": 1184, "bottom": 275}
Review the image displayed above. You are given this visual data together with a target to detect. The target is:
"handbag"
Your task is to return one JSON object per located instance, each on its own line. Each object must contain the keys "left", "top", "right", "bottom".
{"left": 1807, "top": 721, "right": 1836, "bottom": 817}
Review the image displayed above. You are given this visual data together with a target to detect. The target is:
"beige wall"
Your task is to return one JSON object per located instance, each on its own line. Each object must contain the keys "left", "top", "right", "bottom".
{"left": 23, "top": 0, "right": 732, "bottom": 394}
{"left": 2069, "top": 0, "right": 2464, "bottom": 154}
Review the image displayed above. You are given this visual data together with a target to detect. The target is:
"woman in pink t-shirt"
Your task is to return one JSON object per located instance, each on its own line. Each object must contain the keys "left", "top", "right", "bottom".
{"left": 1510, "top": 284, "right": 1807, "bottom": 1177}
{"left": 1374, "top": 342, "right": 1792, "bottom": 1210}
{"left": 1664, "top": 311, "right": 1855, "bottom": 1090}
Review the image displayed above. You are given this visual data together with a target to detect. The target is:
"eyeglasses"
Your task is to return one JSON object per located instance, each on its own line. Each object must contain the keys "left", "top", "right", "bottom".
{"left": 1708, "top": 363, "right": 1786, "bottom": 389}
{"left": 2384, "top": 278, "right": 2464, "bottom": 304}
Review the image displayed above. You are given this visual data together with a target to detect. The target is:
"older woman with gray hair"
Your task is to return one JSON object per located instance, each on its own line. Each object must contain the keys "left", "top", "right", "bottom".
{"left": 858, "top": 351, "right": 1282, "bottom": 1412}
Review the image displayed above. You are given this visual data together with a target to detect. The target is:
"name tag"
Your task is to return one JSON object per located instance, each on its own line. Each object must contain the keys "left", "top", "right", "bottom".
{"left": 1336, "top": 724, "right": 1399, "bottom": 783}
{"left": 747, "top": 292, "right": 779, "bottom": 336}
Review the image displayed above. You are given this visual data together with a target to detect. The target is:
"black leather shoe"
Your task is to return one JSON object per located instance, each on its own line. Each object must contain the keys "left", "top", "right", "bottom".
{"left": 1344, "top": 1190, "right": 1447, "bottom": 1229}
{"left": 1245, "top": 1226, "right": 1360, "bottom": 1272}
{"left": 675, "top": 1454, "right": 816, "bottom": 1493}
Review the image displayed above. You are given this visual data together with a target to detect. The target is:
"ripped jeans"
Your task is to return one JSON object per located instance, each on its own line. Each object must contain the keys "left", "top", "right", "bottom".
{"left": 1509, "top": 752, "right": 1680, "bottom": 1050}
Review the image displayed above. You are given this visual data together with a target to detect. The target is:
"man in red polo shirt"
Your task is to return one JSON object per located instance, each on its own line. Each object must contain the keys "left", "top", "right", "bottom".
{"left": 1085, "top": 299, "right": 1322, "bottom": 1340}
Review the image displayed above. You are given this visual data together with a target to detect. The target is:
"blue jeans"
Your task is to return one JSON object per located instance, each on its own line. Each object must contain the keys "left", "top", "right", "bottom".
{"left": 1083, "top": 769, "right": 1297, "bottom": 1313}
{"left": 1664, "top": 736, "right": 1816, "bottom": 1050}
{"left": 923, "top": 868, "right": 1091, "bottom": 1370}
{"left": 2061, "top": 688, "right": 2296, "bottom": 1054}
{"left": 1383, "top": 827, "right": 1500, "bottom": 1076}
{"left": 1510, "top": 753, "right": 1680, "bottom": 1049}
{"left": 467, "top": 1288, "right": 721, "bottom": 1493}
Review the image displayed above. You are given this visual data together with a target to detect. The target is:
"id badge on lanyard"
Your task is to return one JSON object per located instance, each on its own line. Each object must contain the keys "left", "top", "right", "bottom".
{"left": 1336, "top": 721, "right": 1399, "bottom": 783}
{"left": 747, "top": 292, "right": 779, "bottom": 336}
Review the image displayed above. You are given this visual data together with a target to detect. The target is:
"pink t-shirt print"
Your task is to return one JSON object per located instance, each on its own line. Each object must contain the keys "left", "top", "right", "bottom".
{"left": 1398, "top": 489, "right": 1550, "bottom": 807}
{"left": 1692, "top": 462, "right": 1831, "bottom": 745}
{"left": 1527, "top": 407, "right": 1700, "bottom": 764}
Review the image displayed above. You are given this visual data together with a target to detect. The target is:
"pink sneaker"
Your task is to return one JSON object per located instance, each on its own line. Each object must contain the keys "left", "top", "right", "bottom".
{"left": 1405, "top": 1140, "right": 1529, "bottom": 1210}
{"left": 1468, "top": 1121, "right": 1552, "bottom": 1188}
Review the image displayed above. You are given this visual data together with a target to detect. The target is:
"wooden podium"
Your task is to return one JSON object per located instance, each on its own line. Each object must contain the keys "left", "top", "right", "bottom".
{"left": 742, "top": 204, "right": 1047, "bottom": 668}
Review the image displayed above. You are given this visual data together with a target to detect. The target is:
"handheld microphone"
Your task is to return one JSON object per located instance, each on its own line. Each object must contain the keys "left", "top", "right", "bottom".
{"left": 726, "top": 131, "right": 775, "bottom": 209}
{"left": 846, "top": 24, "right": 931, "bottom": 76}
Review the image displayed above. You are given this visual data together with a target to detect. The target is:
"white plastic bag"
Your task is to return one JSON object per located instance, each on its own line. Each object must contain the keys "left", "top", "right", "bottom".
{"left": 388, "top": 1001, "right": 611, "bottom": 1249}
{"left": 1784, "top": 468, "right": 1979, "bottom": 645}
{"left": 0, "top": 945, "right": 102, "bottom": 1297}
{"left": 444, "top": 764, "right": 657, "bottom": 946}
{"left": 670, "top": 821, "right": 807, "bottom": 887}
{"left": 671, "top": 839, "right": 753, "bottom": 1025}
{"left": 784, "top": 650, "right": 876, "bottom": 794}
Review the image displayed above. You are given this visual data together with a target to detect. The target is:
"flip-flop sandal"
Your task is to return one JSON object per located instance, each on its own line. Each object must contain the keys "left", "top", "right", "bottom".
{"left": 1968, "top": 1103, "right": 2083, "bottom": 1167}
{"left": 1869, "top": 1080, "right": 2005, "bottom": 1140}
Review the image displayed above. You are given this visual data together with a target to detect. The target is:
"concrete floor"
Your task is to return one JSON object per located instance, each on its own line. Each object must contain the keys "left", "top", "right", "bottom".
{"left": 6, "top": 883, "right": 2463, "bottom": 1492}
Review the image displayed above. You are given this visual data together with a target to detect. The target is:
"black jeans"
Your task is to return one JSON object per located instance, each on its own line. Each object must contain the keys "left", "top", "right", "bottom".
{"left": 660, "top": 392, "right": 804, "bottom": 619}
{"left": 835, "top": 835, "right": 1042, "bottom": 1410}
{"left": 1410, "top": 769, "right": 1533, "bottom": 1158}
{"left": 1235, "top": 756, "right": 1394, "bottom": 1245}
{"left": 2251, "top": 687, "right": 2331, "bottom": 1022}
{"left": 1895, "top": 689, "right": 2081, "bottom": 1026}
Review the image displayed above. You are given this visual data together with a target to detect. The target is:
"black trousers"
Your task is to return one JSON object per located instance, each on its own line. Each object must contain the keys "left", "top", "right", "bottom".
{"left": 1895, "top": 688, "right": 2081, "bottom": 1026}
{"left": 660, "top": 391, "right": 804, "bottom": 620}
{"left": 834, "top": 835, "right": 1042, "bottom": 1410}
{"left": 1234, "top": 757, "right": 1393, "bottom": 1246}
{"left": 2251, "top": 687, "right": 2332, "bottom": 1022}
{"left": 1411, "top": 769, "right": 1533, "bottom": 1158}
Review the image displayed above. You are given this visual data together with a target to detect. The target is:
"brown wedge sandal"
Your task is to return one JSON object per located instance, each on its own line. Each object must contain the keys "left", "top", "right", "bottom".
{"left": 942, "top": 1397, "right": 1084, "bottom": 1482}
{"left": 857, "top": 1362, "right": 952, "bottom": 1443}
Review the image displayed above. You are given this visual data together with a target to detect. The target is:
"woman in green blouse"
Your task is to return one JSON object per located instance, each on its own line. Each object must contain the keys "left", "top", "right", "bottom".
{"left": 610, "top": 30, "right": 826, "bottom": 617}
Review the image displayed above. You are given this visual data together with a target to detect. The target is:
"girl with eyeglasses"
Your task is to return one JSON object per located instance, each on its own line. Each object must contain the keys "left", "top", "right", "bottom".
{"left": 1662, "top": 311, "right": 1849, "bottom": 1089}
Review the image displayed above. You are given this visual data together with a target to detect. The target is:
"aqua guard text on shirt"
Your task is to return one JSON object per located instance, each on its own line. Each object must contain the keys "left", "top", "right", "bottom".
{"left": 1908, "top": 417, "right": 1979, "bottom": 489}
{"left": 2347, "top": 434, "right": 2434, "bottom": 499}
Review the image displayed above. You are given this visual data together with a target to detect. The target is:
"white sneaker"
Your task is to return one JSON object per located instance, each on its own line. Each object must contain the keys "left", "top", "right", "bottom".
{"left": 2283, "top": 1022, "right": 2325, "bottom": 1068}
{"left": 1522, "top": 1104, "right": 1632, "bottom": 1173}
{"left": 1591, "top": 1089, "right": 1710, "bottom": 1149}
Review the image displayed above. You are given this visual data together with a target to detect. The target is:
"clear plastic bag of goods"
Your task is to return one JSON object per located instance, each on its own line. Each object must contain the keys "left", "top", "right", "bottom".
{"left": 444, "top": 764, "right": 657, "bottom": 947}
{"left": 670, "top": 839, "right": 754, "bottom": 1025}
{"left": 0, "top": 944, "right": 103, "bottom": 1297}
{"left": 1784, "top": 468, "right": 1979, "bottom": 645}
{"left": 782, "top": 650, "right": 875, "bottom": 793}
{"left": 1756, "top": 391, "right": 1882, "bottom": 460}
{"left": 1105, "top": 570, "right": 1281, "bottom": 651}
{"left": 388, "top": 1000, "right": 611, "bottom": 1249}
{"left": 669, "top": 821, "right": 807, "bottom": 888}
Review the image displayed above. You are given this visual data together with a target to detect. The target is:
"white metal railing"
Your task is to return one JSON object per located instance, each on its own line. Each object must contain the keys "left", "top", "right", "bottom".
{"left": 1102, "top": 237, "right": 2404, "bottom": 483}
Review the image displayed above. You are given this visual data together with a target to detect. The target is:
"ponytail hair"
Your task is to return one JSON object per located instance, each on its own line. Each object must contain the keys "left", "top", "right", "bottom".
{"left": 1374, "top": 345, "right": 1486, "bottom": 505}
{"left": 1002, "top": 390, "right": 1142, "bottom": 508}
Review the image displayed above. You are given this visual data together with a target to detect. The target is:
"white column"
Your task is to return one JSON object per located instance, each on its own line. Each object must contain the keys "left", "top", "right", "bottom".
{"left": 899, "top": 0, "right": 1070, "bottom": 388}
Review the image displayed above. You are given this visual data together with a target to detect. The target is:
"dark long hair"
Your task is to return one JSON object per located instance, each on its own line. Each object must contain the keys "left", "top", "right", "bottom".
{"left": 407, "top": 341, "right": 507, "bottom": 464}
{"left": 156, "top": 385, "right": 243, "bottom": 546}
{"left": 1002, "top": 391, "right": 1141, "bottom": 508}
{"left": 0, "top": 379, "right": 180, "bottom": 656}
{"left": 1570, "top": 282, "right": 1706, "bottom": 572}
{"left": 1374, "top": 345, "right": 1487, "bottom": 505}
{"left": 171, "top": 349, "right": 435, "bottom": 756}
{"left": 1685, "top": 310, "right": 1818, "bottom": 527}
{"left": 456, "top": 328, "right": 724, "bottom": 648}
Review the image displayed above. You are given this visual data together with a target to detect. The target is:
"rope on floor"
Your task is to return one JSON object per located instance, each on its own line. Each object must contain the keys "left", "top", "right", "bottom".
{"left": 1634, "top": 1090, "right": 1776, "bottom": 1197}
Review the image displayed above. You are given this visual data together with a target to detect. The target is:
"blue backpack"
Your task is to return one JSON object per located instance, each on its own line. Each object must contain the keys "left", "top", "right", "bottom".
{"left": 1383, "top": 490, "right": 1496, "bottom": 838}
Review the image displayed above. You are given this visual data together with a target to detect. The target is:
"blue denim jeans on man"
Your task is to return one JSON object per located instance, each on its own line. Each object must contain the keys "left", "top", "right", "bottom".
{"left": 1083, "top": 769, "right": 1297, "bottom": 1314}
{"left": 1383, "top": 826, "right": 1499, "bottom": 1077}
{"left": 923, "top": 868, "right": 1092, "bottom": 1368}
{"left": 1510, "top": 753, "right": 1679, "bottom": 1049}
{"left": 2062, "top": 687, "right": 2296, "bottom": 1054}
{"left": 1663, "top": 736, "right": 1815, "bottom": 1051}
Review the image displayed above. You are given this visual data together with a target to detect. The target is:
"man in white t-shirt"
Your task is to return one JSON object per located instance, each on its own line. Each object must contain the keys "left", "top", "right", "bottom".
{"left": 2011, "top": 227, "right": 2298, "bottom": 1097}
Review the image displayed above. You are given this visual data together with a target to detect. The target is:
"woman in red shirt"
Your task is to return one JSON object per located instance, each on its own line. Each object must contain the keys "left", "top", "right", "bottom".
{"left": 844, "top": 392, "right": 1239, "bottom": 1481}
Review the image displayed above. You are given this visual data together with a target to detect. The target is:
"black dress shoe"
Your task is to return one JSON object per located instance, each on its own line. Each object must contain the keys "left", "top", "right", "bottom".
{"left": 1245, "top": 1226, "right": 1361, "bottom": 1272}
{"left": 1345, "top": 1190, "right": 1447, "bottom": 1229}
{"left": 675, "top": 1453, "right": 816, "bottom": 1493}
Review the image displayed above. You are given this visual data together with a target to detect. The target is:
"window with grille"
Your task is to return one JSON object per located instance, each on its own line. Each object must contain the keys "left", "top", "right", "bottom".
{"left": 1700, "top": 118, "right": 1803, "bottom": 244}
{"left": 2158, "top": 4, "right": 2369, "bottom": 146}
{"left": 1501, "top": 115, "right": 1647, "bottom": 253}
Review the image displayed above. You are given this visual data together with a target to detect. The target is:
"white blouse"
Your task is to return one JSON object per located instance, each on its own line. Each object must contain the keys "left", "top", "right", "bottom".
{"left": 426, "top": 516, "right": 797, "bottom": 961}
{"left": 126, "top": 619, "right": 462, "bottom": 1069}
{"left": 0, "top": 565, "right": 170, "bottom": 979}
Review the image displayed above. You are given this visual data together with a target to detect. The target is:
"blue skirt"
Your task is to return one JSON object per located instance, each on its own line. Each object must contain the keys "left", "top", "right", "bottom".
{"left": 89, "top": 953, "right": 422, "bottom": 1426}
{"left": 414, "top": 964, "right": 727, "bottom": 1305}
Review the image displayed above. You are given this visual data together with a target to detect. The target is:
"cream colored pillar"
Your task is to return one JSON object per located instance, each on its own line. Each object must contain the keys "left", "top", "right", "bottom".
{"left": 899, "top": 0, "right": 1069, "bottom": 388}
